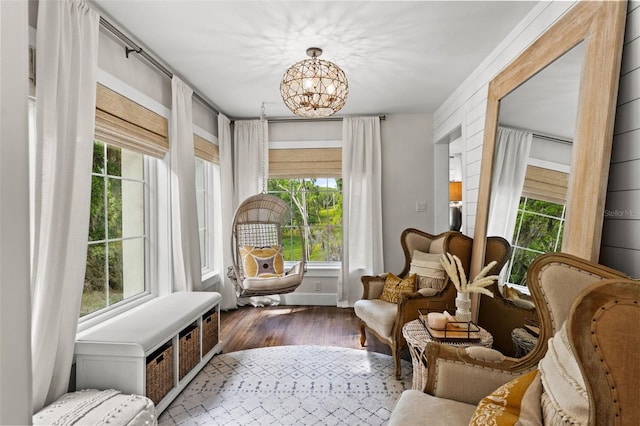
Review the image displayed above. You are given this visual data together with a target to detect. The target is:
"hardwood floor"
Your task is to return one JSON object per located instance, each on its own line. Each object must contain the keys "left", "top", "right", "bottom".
{"left": 219, "top": 305, "right": 399, "bottom": 358}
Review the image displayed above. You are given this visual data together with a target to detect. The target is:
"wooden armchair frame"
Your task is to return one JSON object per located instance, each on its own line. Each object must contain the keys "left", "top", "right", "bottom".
{"left": 424, "top": 252, "right": 630, "bottom": 403}
{"left": 357, "top": 229, "right": 477, "bottom": 379}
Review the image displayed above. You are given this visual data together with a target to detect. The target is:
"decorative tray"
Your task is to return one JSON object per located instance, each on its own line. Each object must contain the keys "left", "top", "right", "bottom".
{"left": 418, "top": 310, "right": 481, "bottom": 341}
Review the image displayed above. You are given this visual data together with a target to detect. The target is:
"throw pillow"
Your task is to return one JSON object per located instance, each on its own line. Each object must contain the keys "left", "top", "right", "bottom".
{"left": 538, "top": 322, "right": 588, "bottom": 425}
{"left": 379, "top": 273, "right": 417, "bottom": 304}
{"left": 240, "top": 245, "right": 285, "bottom": 278}
{"left": 409, "top": 250, "right": 446, "bottom": 291}
{"left": 469, "top": 369, "right": 542, "bottom": 426}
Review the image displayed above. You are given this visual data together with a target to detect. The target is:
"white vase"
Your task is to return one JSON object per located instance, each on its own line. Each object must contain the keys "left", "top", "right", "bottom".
{"left": 455, "top": 292, "right": 472, "bottom": 323}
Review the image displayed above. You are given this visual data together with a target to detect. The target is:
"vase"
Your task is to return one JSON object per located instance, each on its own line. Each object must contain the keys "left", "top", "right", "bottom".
{"left": 455, "top": 292, "right": 472, "bottom": 323}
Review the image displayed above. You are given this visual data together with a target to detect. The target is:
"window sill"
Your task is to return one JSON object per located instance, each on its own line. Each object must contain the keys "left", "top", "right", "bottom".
{"left": 289, "top": 261, "right": 341, "bottom": 278}
{"left": 76, "top": 292, "right": 155, "bottom": 336}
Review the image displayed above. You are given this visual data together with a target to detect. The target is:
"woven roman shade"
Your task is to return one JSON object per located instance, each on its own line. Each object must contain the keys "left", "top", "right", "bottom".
{"left": 521, "top": 165, "right": 568, "bottom": 205}
{"left": 269, "top": 148, "right": 341, "bottom": 178}
{"left": 194, "top": 134, "right": 219, "bottom": 163}
{"left": 94, "top": 84, "right": 169, "bottom": 158}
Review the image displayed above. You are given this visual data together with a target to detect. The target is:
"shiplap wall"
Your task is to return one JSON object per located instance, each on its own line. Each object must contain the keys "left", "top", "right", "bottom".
{"left": 601, "top": 1, "right": 640, "bottom": 277}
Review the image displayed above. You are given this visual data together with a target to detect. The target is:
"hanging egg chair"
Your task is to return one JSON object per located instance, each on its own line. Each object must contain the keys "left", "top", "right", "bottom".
{"left": 229, "top": 193, "right": 306, "bottom": 297}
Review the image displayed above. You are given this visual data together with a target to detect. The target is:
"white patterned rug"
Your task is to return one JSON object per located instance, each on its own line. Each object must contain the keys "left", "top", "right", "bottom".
{"left": 159, "top": 345, "right": 412, "bottom": 425}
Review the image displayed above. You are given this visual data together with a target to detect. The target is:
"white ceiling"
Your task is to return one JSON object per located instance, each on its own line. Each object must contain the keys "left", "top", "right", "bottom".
{"left": 91, "top": 1, "right": 538, "bottom": 119}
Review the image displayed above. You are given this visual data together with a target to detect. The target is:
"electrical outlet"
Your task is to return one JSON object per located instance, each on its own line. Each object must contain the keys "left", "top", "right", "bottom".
{"left": 314, "top": 281, "right": 322, "bottom": 292}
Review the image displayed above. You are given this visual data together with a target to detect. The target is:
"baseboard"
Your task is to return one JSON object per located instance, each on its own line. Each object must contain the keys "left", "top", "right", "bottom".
{"left": 280, "top": 292, "right": 338, "bottom": 306}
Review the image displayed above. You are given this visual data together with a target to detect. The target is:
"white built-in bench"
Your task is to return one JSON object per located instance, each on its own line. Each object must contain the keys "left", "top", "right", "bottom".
{"left": 75, "top": 291, "right": 222, "bottom": 415}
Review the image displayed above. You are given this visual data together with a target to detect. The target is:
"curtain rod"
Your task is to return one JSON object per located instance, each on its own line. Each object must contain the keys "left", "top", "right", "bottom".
{"left": 99, "top": 17, "right": 222, "bottom": 117}
{"left": 532, "top": 132, "right": 572, "bottom": 145}
{"left": 263, "top": 115, "right": 386, "bottom": 124}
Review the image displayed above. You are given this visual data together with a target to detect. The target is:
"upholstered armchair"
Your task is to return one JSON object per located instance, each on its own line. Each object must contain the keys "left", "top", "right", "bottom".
{"left": 387, "top": 253, "right": 633, "bottom": 425}
{"left": 354, "top": 229, "right": 472, "bottom": 379}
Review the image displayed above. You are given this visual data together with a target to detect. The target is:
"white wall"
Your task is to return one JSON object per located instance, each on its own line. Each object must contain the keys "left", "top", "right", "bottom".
{"left": 433, "top": 1, "right": 575, "bottom": 238}
{"left": 601, "top": 1, "right": 640, "bottom": 277}
{"left": 381, "top": 114, "right": 436, "bottom": 273}
{"left": 0, "top": 0, "right": 32, "bottom": 423}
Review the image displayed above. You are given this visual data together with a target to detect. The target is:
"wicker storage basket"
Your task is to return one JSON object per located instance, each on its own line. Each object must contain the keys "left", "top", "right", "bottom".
{"left": 145, "top": 342, "right": 174, "bottom": 405}
{"left": 202, "top": 308, "right": 219, "bottom": 354}
{"left": 178, "top": 324, "right": 200, "bottom": 380}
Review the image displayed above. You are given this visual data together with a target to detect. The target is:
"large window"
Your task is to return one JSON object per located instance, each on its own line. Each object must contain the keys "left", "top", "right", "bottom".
{"left": 507, "top": 197, "right": 566, "bottom": 286}
{"left": 83, "top": 141, "right": 147, "bottom": 317}
{"left": 195, "top": 157, "right": 213, "bottom": 272}
{"left": 268, "top": 178, "right": 342, "bottom": 263}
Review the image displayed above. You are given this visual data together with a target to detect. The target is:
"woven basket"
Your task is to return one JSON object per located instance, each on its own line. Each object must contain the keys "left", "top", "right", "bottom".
{"left": 202, "top": 308, "right": 219, "bottom": 354}
{"left": 145, "top": 343, "right": 174, "bottom": 405}
{"left": 178, "top": 325, "right": 200, "bottom": 380}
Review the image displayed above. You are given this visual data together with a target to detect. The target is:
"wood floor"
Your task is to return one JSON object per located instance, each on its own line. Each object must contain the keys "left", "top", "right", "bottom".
{"left": 219, "top": 305, "right": 397, "bottom": 357}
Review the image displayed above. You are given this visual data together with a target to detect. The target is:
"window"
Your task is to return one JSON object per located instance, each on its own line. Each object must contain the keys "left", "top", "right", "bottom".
{"left": 195, "top": 157, "right": 213, "bottom": 272}
{"left": 268, "top": 178, "right": 342, "bottom": 263}
{"left": 507, "top": 197, "right": 566, "bottom": 286}
{"left": 83, "top": 141, "right": 147, "bottom": 317}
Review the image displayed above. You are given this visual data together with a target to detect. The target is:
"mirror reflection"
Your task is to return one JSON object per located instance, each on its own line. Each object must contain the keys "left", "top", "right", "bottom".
{"left": 487, "top": 42, "right": 585, "bottom": 292}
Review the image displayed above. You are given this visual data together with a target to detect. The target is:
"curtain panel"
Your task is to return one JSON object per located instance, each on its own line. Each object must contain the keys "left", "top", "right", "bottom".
{"left": 233, "top": 119, "right": 269, "bottom": 204}
{"left": 487, "top": 126, "right": 533, "bottom": 241}
{"left": 31, "top": 0, "right": 100, "bottom": 411}
{"left": 339, "top": 117, "right": 384, "bottom": 307}
{"left": 169, "top": 76, "right": 202, "bottom": 292}
{"left": 217, "top": 113, "right": 238, "bottom": 309}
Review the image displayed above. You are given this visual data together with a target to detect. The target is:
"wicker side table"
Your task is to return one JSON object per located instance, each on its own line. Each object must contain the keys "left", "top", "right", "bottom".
{"left": 402, "top": 319, "right": 493, "bottom": 391}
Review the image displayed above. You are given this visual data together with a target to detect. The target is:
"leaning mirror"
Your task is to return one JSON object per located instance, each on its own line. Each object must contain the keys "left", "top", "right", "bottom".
{"left": 469, "top": 1, "right": 627, "bottom": 355}
{"left": 490, "top": 42, "right": 584, "bottom": 288}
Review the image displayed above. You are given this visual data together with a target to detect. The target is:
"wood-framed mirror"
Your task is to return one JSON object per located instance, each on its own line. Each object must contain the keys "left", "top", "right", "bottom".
{"left": 471, "top": 0, "right": 627, "bottom": 295}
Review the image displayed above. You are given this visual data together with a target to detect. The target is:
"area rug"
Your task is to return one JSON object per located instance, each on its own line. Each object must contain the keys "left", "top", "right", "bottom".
{"left": 158, "top": 345, "right": 412, "bottom": 425}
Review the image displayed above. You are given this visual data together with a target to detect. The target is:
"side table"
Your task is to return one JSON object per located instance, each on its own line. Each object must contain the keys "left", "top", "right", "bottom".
{"left": 402, "top": 319, "right": 493, "bottom": 391}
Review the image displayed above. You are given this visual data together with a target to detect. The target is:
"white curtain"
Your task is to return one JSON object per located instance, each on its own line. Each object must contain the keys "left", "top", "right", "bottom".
{"left": 216, "top": 113, "right": 238, "bottom": 309}
{"left": 487, "top": 126, "right": 533, "bottom": 241}
{"left": 233, "top": 119, "right": 268, "bottom": 203}
{"left": 169, "top": 77, "right": 202, "bottom": 292}
{"left": 31, "top": 0, "right": 99, "bottom": 411}
{"left": 338, "top": 117, "right": 384, "bottom": 307}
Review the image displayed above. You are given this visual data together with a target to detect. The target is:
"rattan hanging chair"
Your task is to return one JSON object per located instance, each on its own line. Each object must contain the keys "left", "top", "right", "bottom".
{"left": 229, "top": 193, "right": 306, "bottom": 297}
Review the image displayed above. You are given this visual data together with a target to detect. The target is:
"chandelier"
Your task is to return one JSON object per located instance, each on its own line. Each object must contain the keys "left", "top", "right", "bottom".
{"left": 280, "top": 47, "right": 349, "bottom": 117}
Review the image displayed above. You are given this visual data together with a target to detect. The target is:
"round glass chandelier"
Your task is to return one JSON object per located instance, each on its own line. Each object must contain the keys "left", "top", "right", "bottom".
{"left": 280, "top": 47, "right": 349, "bottom": 117}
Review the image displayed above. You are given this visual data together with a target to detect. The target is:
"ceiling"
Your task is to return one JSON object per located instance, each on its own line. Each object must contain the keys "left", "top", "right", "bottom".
{"left": 91, "top": 1, "right": 539, "bottom": 120}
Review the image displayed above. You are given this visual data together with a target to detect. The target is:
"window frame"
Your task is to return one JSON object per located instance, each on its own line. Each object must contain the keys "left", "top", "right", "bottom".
{"left": 506, "top": 195, "right": 566, "bottom": 293}
{"left": 195, "top": 157, "right": 216, "bottom": 278}
{"left": 78, "top": 147, "right": 157, "bottom": 331}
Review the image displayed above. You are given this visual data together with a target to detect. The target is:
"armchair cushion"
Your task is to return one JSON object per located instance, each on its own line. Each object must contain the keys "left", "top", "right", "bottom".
{"left": 409, "top": 250, "right": 446, "bottom": 291}
{"left": 379, "top": 273, "right": 417, "bottom": 303}
{"left": 353, "top": 298, "right": 397, "bottom": 340}
{"left": 388, "top": 390, "right": 477, "bottom": 426}
{"left": 469, "top": 369, "right": 542, "bottom": 425}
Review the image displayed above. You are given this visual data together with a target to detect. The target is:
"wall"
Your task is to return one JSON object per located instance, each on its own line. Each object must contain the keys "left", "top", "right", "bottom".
{"left": 269, "top": 114, "right": 435, "bottom": 305}
{"left": 601, "top": 1, "right": 640, "bottom": 277}
{"left": 0, "top": 0, "right": 32, "bottom": 423}
{"left": 433, "top": 1, "right": 575, "bottom": 238}
{"left": 381, "top": 114, "right": 435, "bottom": 273}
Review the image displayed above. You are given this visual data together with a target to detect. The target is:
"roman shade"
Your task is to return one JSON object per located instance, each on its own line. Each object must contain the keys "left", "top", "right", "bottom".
{"left": 269, "top": 147, "right": 341, "bottom": 178}
{"left": 521, "top": 165, "right": 568, "bottom": 205}
{"left": 194, "top": 134, "right": 219, "bottom": 163}
{"left": 95, "top": 83, "right": 168, "bottom": 157}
